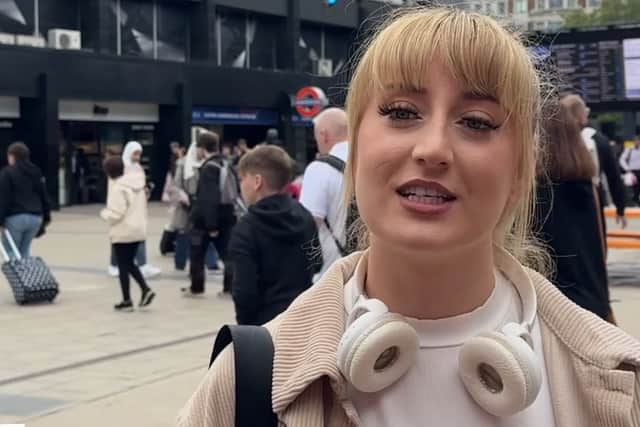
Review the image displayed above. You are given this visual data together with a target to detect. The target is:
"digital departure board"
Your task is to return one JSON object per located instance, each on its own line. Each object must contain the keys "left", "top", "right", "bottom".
{"left": 550, "top": 41, "right": 625, "bottom": 102}
{"left": 623, "top": 38, "right": 640, "bottom": 99}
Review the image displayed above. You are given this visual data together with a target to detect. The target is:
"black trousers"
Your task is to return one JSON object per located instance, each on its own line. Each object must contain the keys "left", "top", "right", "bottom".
{"left": 633, "top": 170, "right": 640, "bottom": 205}
{"left": 113, "top": 242, "right": 149, "bottom": 301}
{"left": 190, "top": 224, "right": 233, "bottom": 294}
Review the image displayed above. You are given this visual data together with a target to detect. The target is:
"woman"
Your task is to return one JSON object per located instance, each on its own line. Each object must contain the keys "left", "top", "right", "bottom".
{"left": 533, "top": 102, "right": 611, "bottom": 320}
{"left": 108, "top": 141, "right": 161, "bottom": 278}
{"left": 179, "top": 8, "right": 640, "bottom": 426}
{"left": 0, "top": 142, "right": 51, "bottom": 259}
{"left": 101, "top": 156, "right": 155, "bottom": 311}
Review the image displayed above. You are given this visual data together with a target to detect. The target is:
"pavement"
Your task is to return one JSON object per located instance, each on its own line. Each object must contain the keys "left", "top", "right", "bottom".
{"left": 0, "top": 204, "right": 638, "bottom": 427}
{"left": 0, "top": 204, "right": 235, "bottom": 427}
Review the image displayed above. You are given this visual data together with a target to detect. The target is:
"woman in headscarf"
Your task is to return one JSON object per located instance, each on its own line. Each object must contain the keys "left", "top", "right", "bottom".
{"left": 107, "top": 141, "right": 161, "bottom": 279}
{"left": 173, "top": 140, "right": 219, "bottom": 273}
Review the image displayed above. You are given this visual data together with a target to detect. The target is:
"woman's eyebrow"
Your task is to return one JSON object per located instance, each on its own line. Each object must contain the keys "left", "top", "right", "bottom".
{"left": 461, "top": 91, "right": 498, "bottom": 104}
{"left": 382, "top": 85, "right": 426, "bottom": 96}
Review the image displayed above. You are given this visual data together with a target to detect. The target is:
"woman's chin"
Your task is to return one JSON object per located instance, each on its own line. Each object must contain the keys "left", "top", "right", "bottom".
{"left": 372, "top": 226, "right": 463, "bottom": 254}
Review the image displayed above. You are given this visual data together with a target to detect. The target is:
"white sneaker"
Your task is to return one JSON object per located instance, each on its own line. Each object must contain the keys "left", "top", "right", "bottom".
{"left": 108, "top": 266, "right": 119, "bottom": 277}
{"left": 140, "top": 264, "right": 161, "bottom": 279}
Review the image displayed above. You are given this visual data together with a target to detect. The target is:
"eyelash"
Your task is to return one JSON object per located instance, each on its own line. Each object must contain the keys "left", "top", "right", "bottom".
{"left": 377, "top": 103, "right": 501, "bottom": 132}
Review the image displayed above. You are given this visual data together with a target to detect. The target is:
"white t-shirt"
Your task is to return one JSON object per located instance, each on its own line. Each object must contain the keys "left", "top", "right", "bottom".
{"left": 300, "top": 142, "right": 349, "bottom": 278}
{"left": 345, "top": 263, "right": 556, "bottom": 427}
{"left": 620, "top": 146, "right": 640, "bottom": 172}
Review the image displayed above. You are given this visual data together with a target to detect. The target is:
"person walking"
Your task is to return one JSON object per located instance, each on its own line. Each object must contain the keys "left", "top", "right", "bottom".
{"left": 619, "top": 135, "right": 640, "bottom": 206}
{"left": 185, "top": 131, "right": 237, "bottom": 296}
{"left": 300, "top": 107, "right": 349, "bottom": 278}
{"left": 172, "top": 141, "right": 219, "bottom": 272}
{"left": 0, "top": 142, "right": 51, "bottom": 259}
{"left": 108, "top": 141, "right": 161, "bottom": 278}
{"left": 180, "top": 8, "right": 640, "bottom": 426}
{"left": 561, "top": 94, "right": 628, "bottom": 230}
{"left": 101, "top": 156, "right": 155, "bottom": 311}
{"left": 229, "top": 145, "right": 320, "bottom": 325}
{"left": 533, "top": 101, "right": 612, "bottom": 320}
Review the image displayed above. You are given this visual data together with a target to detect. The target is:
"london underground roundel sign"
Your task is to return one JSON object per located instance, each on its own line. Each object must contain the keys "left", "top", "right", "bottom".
{"left": 294, "top": 86, "right": 328, "bottom": 118}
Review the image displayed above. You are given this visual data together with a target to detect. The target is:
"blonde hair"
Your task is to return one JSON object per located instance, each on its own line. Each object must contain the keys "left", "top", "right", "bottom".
{"left": 344, "top": 7, "right": 551, "bottom": 272}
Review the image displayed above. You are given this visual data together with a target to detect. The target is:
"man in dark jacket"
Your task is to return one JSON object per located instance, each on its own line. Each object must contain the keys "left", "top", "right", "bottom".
{"left": 186, "top": 131, "right": 236, "bottom": 296}
{"left": 0, "top": 142, "right": 51, "bottom": 259}
{"left": 230, "top": 145, "right": 321, "bottom": 325}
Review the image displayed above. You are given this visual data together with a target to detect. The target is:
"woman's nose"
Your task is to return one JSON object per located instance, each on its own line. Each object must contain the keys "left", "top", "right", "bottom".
{"left": 411, "top": 118, "right": 453, "bottom": 168}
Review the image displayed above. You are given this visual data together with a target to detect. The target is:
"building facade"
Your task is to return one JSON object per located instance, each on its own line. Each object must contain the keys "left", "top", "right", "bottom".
{"left": 0, "top": 0, "right": 398, "bottom": 207}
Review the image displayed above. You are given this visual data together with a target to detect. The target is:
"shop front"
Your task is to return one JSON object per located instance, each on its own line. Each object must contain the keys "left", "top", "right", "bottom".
{"left": 0, "top": 96, "right": 21, "bottom": 166}
{"left": 58, "top": 100, "right": 159, "bottom": 206}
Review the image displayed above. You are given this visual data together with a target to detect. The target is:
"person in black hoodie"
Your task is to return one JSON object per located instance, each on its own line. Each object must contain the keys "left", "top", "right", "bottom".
{"left": 186, "top": 131, "right": 237, "bottom": 296}
{"left": 230, "top": 145, "right": 321, "bottom": 325}
{"left": 0, "top": 142, "right": 51, "bottom": 259}
{"left": 533, "top": 102, "right": 611, "bottom": 321}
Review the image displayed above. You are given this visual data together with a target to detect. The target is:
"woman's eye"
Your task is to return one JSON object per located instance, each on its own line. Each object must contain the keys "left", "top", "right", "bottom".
{"left": 378, "top": 104, "right": 420, "bottom": 122}
{"left": 461, "top": 117, "right": 499, "bottom": 132}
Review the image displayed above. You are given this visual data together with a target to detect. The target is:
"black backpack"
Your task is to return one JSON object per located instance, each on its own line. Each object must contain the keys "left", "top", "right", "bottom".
{"left": 315, "top": 154, "right": 359, "bottom": 255}
{"left": 209, "top": 325, "right": 277, "bottom": 427}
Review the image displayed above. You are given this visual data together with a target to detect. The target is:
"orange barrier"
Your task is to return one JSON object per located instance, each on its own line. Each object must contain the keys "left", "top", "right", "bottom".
{"left": 607, "top": 230, "right": 640, "bottom": 239}
{"left": 607, "top": 237, "right": 640, "bottom": 249}
{"left": 605, "top": 207, "right": 640, "bottom": 218}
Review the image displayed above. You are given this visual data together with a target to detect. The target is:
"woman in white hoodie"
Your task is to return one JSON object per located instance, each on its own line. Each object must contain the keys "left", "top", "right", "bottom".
{"left": 108, "top": 141, "right": 161, "bottom": 278}
{"left": 101, "top": 156, "right": 155, "bottom": 311}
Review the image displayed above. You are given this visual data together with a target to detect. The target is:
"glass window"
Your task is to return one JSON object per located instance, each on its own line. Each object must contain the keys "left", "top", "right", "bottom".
{"left": 157, "top": 2, "right": 187, "bottom": 61}
{"left": 567, "top": 0, "right": 577, "bottom": 6}
{"left": 474, "top": 3, "right": 482, "bottom": 12}
{"left": 498, "top": 2, "right": 506, "bottom": 15}
{"left": 548, "top": 21, "right": 562, "bottom": 30}
{"left": 39, "top": 0, "right": 79, "bottom": 37}
{"left": 537, "top": 0, "right": 546, "bottom": 9}
{"left": 248, "top": 14, "right": 280, "bottom": 70}
{"left": 588, "top": 0, "right": 600, "bottom": 6}
{"left": 484, "top": 2, "right": 492, "bottom": 13}
{"left": 325, "top": 27, "right": 352, "bottom": 76}
{"left": 300, "top": 23, "right": 321, "bottom": 74}
{"left": 219, "top": 9, "right": 246, "bottom": 68}
{"left": 515, "top": 0, "right": 528, "bottom": 13}
{"left": 120, "top": 0, "right": 153, "bottom": 58}
{"left": 0, "top": 0, "right": 35, "bottom": 35}
{"left": 549, "top": 0, "right": 563, "bottom": 8}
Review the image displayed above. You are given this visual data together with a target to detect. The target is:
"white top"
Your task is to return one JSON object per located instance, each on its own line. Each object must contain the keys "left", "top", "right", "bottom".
{"left": 345, "top": 261, "right": 556, "bottom": 427}
{"left": 620, "top": 146, "right": 640, "bottom": 172}
{"left": 300, "top": 141, "right": 349, "bottom": 278}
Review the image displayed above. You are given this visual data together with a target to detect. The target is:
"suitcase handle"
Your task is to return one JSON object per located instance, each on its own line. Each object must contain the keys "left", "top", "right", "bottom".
{"left": 2, "top": 229, "right": 22, "bottom": 261}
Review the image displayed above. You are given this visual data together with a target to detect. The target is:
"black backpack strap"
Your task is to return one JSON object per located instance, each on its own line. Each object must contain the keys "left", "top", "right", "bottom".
{"left": 315, "top": 154, "right": 346, "bottom": 173}
{"left": 209, "top": 325, "right": 277, "bottom": 427}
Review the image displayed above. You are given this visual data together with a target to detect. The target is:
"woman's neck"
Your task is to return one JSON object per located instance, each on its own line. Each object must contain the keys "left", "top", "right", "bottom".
{"left": 365, "top": 238, "right": 496, "bottom": 320}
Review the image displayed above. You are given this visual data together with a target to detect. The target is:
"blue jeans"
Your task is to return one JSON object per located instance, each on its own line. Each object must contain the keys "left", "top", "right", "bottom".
{"left": 110, "top": 241, "right": 147, "bottom": 267}
{"left": 3, "top": 214, "right": 43, "bottom": 260}
{"left": 175, "top": 231, "right": 218, "bottom": 270}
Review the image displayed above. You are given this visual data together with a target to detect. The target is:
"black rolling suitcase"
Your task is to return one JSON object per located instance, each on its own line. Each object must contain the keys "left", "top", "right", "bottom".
{"left": 1, "top": 230, "right": 59, "bottom": 305}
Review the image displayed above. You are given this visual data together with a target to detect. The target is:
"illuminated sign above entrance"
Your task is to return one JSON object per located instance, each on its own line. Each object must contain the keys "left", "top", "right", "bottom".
{"left": 293, "top": 86, "right": 328, "bottom": 118}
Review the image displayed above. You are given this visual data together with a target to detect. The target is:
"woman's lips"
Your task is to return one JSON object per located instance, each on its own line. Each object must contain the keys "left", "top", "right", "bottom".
{"left": 397, "top": 191, "right": 456, "bottom": 215}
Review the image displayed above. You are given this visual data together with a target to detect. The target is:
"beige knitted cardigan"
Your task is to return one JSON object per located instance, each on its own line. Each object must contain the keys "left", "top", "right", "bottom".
{"left": 178, "top": 251, "right": 640, "bottom": 427}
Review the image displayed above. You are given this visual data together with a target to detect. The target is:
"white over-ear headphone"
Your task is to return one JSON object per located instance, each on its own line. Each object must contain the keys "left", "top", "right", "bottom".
{"left": 337, "top": 266, "right": 542, "bottom": 417}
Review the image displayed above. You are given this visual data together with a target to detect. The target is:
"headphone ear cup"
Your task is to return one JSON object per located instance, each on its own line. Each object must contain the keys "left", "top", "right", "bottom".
{"left": 337, "top": 312, "right": 419, "bottom": 393}
{"left": 458, "top": 331, "right": 542, "bottom": 417}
